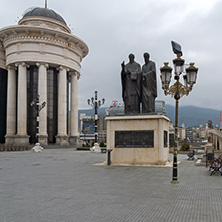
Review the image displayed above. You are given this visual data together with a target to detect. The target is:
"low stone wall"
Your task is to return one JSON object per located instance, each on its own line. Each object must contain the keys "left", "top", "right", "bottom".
{"left": 0, "top": 144, "right": 30, "bottom": 151}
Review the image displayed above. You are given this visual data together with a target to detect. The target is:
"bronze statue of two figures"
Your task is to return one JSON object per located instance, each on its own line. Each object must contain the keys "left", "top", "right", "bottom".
{"left": 121, "top": 53, "right": 157, "bottom": 114}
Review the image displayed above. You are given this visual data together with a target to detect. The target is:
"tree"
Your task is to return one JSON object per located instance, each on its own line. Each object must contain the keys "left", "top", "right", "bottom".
{"left": 181, "top": 139, "right": 190, "bottom": 151}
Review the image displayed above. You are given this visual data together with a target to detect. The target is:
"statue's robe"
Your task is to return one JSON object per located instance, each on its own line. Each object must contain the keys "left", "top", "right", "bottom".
{"left": 121, "top": 61, "right": 142, "bottom": 114}
{"left": 141, "top": 61, "right": 157, "bottom": 113}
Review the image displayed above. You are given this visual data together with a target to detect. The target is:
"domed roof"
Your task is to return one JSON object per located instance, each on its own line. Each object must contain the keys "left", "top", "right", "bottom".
{"left": 23, "top": 7, "right": 66, "bottom": 25}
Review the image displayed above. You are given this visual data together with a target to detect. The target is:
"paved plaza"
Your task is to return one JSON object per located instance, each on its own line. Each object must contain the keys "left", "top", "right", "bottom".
{"left": 1, "top": 149, "right": 222, "bottom": 222}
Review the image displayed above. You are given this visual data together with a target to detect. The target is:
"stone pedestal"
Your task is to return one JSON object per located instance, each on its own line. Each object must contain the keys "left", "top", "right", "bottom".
{"left": 56, "top": 135, "right": 69, "bottom": 146}
{"left": 69, "top": 136, "right": 78, "bottom": 146}
{"left": 6, "top": 134, "right": 30, "bottom": 146}
{"left": 106, "top": 115, "right": 170, "bottom": 165}
{"left": 5, "top": 135, "right": 16, "bottom": 145}
{"left": 13, "top": 135, "right": 30, "bottom": 146}
{"left": 39, "top": 135, "right": 48, "bottom": 146}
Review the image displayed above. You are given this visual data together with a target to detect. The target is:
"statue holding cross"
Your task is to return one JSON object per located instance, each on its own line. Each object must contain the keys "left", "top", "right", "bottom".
{"left": 121, "top": 54, "right": 142, "bottom": 114}
{"left": 121, "top": 53, "right": 157, "bottom": 114}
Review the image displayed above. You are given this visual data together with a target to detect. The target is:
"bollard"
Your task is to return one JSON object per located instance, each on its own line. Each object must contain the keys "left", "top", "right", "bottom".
{"left": 107, "top": 149, "right": 113, "bottom": 166}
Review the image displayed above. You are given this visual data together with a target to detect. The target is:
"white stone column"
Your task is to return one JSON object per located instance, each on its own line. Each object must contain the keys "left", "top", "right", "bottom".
{"left": 37, "top": 63, "right": 48, "bottom": 145}
{"left": 5, "top": 66, "right": 17, "bottom": 145}
{"left": 70, "top": 71, "right": 79, "bottom": 145}
{"left": 16, "top": 62, "right": 29, "bottom": 145}
{"left": 56, "top": 66, "right": 69, "bottom": 145}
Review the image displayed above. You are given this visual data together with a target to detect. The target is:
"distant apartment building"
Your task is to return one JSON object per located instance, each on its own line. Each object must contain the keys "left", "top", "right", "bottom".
{"left": 185, "top": 123, "right": 209, "bottom": 144}
{"left": 79, "top": 113, "right": 107, "bottom": 144}
{"left": 155, "top": 100, "right": 167, "bottom": 115}
{"left": 169, "top": 122, "right": 186, "bottom": 147}
{"left": 186, "top": 127, "right": 194, "bottom": 143}
{"left": 108, "top": 100, "right": 166, "bottom": 116}
{"left": 79, "top": 114, "right": 95, "bottom": 144}
{"left": 178, "top": 123, "right": 186, "bottom": 141}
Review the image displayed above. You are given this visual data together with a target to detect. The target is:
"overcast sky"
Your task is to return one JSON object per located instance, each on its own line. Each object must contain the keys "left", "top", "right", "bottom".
{"left": 1, "top": 0, "right": 222, "bottom": 110}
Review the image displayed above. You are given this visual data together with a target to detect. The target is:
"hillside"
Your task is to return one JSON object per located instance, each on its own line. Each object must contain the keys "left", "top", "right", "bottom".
{"left": 165, "top": 105, "right": 220, "bottom": 127}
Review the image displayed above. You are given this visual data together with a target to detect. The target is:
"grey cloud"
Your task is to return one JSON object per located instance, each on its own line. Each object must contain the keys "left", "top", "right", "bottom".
{"left": 1, "top": 0, "right": 221, "bottom": 110}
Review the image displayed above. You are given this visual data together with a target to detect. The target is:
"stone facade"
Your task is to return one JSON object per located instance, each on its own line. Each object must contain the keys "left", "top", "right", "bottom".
{"left": 0, "top": 7, "right": 88, "bottom": 146}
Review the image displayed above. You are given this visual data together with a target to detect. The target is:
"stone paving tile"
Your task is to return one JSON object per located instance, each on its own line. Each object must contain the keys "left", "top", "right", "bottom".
{"left": 0, "top": 149, "right": 222, "bottom": 222}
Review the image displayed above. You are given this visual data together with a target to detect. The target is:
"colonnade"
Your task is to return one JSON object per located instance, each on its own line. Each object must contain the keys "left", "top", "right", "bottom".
{"left": 5, "top": 62, "right": 79, "bottom": 146}
{"left": 209, "top": 131, "right": 222, "bottom": 151}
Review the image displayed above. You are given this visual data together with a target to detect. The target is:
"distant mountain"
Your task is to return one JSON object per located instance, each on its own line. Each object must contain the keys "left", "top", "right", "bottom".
{"left": 165, "top": 105, "right": 220, "bottom": 127}
{"left": 78, "top": 105, "right": 221, "bottom": 128}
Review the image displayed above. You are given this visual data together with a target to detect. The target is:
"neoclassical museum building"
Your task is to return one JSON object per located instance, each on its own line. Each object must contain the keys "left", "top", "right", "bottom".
{"left": 0, "top": 7, "right": 88, "bottom": 146}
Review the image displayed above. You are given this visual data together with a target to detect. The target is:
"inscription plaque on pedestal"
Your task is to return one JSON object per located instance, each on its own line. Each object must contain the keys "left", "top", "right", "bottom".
{"left": 115, "top": 130, "right": 154, "bottom": 148}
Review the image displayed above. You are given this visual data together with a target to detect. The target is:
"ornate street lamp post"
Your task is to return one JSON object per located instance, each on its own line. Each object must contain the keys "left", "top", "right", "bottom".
{"left": 30, "top": 94, "right": 46, "bottom": 152}
{"left": 160, "top": 41, "right": 198, "bottom": 184}
{"left": 87, "top": 91, "right": 105, "bottom": 151}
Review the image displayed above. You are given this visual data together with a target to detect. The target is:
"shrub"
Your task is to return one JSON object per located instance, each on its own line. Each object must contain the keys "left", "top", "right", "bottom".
{"left": 181, "top": 140, "right": 190, "bottom": 151}
{"left": 99, "top": 142, "right": 105, "bottom": 147}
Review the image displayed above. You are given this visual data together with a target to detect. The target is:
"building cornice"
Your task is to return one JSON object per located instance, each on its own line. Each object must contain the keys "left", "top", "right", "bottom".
{"left": 0, "top": 25, "right": 89, "bottom": 58}
{"left": 0, "top": 40, "right": 6, "bottom": 69}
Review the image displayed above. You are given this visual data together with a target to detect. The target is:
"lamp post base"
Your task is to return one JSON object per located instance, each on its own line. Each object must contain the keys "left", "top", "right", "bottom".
{"left": 171, "top": 180, "right": 179, "bottom": 184}
{"left": 90, "top": 143, "right": 101, "bottom": 153}
{"left": 32, "top": 143, "right": 44, "bottom": 153}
